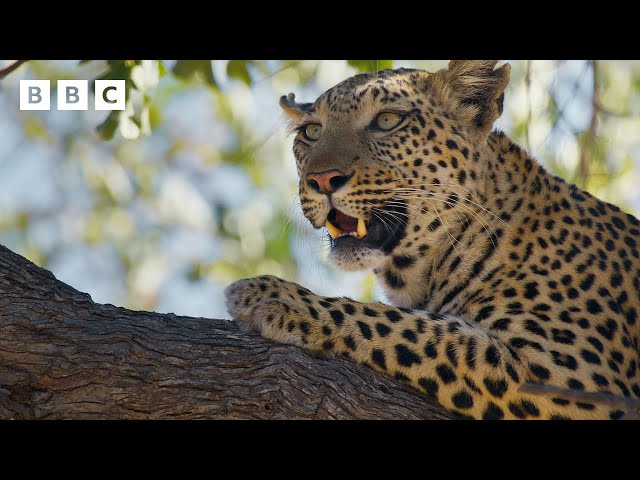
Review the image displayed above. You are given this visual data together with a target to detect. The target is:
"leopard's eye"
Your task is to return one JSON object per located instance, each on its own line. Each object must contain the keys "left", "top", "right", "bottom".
{"left": 303, "top": 124, "right": 322, "bottom": 141}
{"left": 374, "top": 112, "right": 404, "bottom": 131}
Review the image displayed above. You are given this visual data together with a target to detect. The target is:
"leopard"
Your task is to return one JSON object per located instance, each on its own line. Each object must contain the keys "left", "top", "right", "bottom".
{"left": 225, "top": 60, "right": 640, "bottom": 419}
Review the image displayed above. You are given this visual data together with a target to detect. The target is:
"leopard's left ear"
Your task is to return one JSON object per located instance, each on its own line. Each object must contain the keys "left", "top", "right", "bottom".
{"left": 279, "top": 93, "right": 313, "bottom": 123}
{"left": 428, "top": 60, "right": 511, "bottom": 133}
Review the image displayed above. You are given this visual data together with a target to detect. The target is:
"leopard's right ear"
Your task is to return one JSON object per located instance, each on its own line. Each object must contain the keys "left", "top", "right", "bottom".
{"left": 279, "top": 93, "right": 313, "bottom": 123}
{"left": 427, "top": 60, "right": 510, "bottom": 136}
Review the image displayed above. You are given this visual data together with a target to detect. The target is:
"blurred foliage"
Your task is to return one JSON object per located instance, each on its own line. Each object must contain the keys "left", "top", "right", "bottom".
{"left": 0, "top": 59, "right": 639, "bottom": 317}
{"left": 348, "top": 60, "right": 393, "bottom": 72}
{"left": 92, "top": 60, "right": 395, "bottom": 141}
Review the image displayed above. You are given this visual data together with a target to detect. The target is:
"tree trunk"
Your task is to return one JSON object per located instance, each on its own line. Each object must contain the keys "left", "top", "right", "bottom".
{"left": 0, "top": 244, "right": 452, "bottom": 420}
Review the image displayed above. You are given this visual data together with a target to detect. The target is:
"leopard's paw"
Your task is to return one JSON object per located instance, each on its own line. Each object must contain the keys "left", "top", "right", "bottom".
{"left": 225, "top": 275, "right": 316, "bottom": 347}
{"left": 224, "top": 275, "right": 296, "bottom": 325}
{"left": 224, "top": 277, "right": 266, "bottom": 325}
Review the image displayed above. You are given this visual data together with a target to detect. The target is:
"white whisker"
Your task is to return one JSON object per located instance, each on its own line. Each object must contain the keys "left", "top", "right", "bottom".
{"left": 392, "top": 182, "right": 515, "bottom": 235}
{"left": 393, "top": 192, "right": 499, "bottom": 250}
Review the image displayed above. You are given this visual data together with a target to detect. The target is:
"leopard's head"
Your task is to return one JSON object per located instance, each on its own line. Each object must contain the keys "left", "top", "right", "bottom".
{"left": 281, "top": 60, "right": 511, "bottom": 272}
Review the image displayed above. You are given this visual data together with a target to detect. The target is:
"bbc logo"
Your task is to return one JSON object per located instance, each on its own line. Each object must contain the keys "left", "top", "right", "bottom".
{"left": 20, "top": 80, "right": 126, "bottom": 111}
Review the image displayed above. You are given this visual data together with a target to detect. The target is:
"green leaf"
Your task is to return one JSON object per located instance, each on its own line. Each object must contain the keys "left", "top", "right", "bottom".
{"left": 158, "top": 60, "right": 167, "bottom": 77}
{"left": 172, "top": 60, "right": 217, "bottom": 88}
{"left": 92, "top": 60, "right": 136, "bottom": 94}
{"left": 347, "top": 60, "right": 393, "bottom": 73}
{"left": 148, "top": 103, "right": 162, "bottom": 129}
{"left": 103, "top": 60, "right": 135, "bottom": 80}
{"left": 96, "top": 111, "right": 120, "bottom": 140}
{"left": 227, "top": 60, "right": 252, "bottom": 85}
{"left": 172, "top": 60, "right": 199, "bottom": 78}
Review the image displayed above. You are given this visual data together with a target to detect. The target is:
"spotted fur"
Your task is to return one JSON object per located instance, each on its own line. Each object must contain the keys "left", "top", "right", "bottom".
{"left": 226, "top": 61, "right": 640, "bottom": 419}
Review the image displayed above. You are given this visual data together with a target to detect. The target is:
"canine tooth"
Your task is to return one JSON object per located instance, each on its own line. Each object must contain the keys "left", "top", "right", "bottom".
{"left": 325, "top": 220, "right": 342, "bottom": 239}
{"left": 357, "top": 218, "right": 367, "bottom": 239}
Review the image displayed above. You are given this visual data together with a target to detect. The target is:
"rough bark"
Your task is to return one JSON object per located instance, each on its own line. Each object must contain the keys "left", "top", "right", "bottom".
{"left": 0, "top": 244, "right": 452, "bottom": 420}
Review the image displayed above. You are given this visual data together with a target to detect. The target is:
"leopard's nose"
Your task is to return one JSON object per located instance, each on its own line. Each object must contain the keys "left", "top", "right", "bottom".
{"left": 306, "top": 169, "right": 350, "bottom": 194}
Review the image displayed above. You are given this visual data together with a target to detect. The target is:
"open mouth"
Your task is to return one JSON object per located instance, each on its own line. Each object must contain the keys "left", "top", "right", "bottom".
{"left": 326, "top": 209, "right": 368, "bottom": 240}
{"left": 324, "top": 202, "right": 407, "bottom": 254}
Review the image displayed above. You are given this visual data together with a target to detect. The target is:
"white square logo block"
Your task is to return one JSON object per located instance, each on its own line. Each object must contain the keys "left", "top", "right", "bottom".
{"left": 20, "top": 80, "right": 50, "bottom": 110}
{"left": 95, "top": 80, "right": 125, "bottom": 110}
{"left": 57, "top": 80, "right": 88, "bottom": 110}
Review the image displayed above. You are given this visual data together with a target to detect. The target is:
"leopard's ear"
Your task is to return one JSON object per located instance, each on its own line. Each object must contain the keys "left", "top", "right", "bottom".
{"left": 279, "top": 93, "right": 313, "bottom": 123}
{"left": 427, "top": 60, "right": 511, "bottom": 134}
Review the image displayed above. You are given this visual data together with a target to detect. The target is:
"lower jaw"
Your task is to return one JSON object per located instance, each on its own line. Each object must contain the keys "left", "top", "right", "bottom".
{"left": 328, "top": 240, "right": 385, "bottom": 271}
{"left": 326, "top": 199, "right": 408, "bottom": 256}
{"left": 330, "top": 225, "right": 403, "bottom": 255}
{"left": 332, "top": 234, "right": 372, "bottom": 249}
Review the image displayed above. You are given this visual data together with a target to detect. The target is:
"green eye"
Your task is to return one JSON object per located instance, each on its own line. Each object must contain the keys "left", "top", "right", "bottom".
{"left": 303, "top": 124, "right": 322, "bottom": 141}
{"left": 374, "top": 112, "right": 403, "bottom": 130}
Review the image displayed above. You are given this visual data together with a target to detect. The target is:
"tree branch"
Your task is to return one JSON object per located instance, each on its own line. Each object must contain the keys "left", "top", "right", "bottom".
{"left": 0, "top": 60, "right": 28, "bottom": 80}
{"left": 0, "top": 244, "right": 452, "bottom": 420}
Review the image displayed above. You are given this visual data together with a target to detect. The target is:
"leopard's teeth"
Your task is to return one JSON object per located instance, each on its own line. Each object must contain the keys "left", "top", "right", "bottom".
{"left": 357, "top": 218, "right": 367, "bottom": 239}
{"left": 325, "top": 220, "right": 343, "bottom": 239}
{"left": 326, "top": 218, "right": 367, "bottom": 240}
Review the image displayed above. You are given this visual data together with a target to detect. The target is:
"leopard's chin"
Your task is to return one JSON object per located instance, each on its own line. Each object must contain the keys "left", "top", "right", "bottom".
{"left": 328, "top": 242, "right": 386, "bottom": 271}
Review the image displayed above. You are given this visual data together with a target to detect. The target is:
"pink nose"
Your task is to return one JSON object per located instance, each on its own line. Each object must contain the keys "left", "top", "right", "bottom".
{"left": 306, "top": 169, "right": 350, "bottom": 194}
